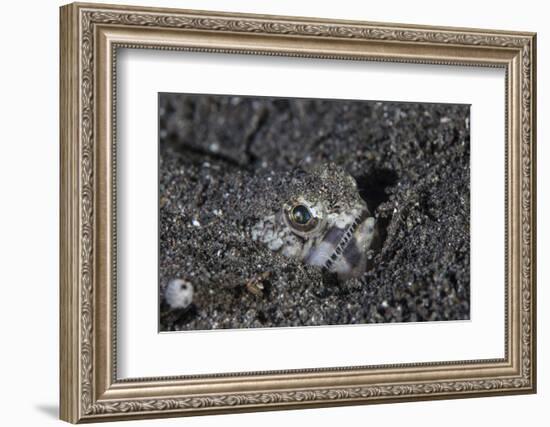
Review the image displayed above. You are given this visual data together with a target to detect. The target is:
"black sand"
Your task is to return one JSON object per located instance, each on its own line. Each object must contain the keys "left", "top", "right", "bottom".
{"left": 159, "top": 94, "right": 470, "bottom": 331}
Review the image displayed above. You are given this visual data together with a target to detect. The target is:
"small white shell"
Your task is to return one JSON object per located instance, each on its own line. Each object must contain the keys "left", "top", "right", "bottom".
{"left": 165, "top": 279, "right": 194, "bottom": 309}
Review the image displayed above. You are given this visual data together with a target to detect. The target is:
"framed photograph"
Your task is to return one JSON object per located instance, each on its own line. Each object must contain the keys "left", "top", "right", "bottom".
{"left": 60, "top": 2, "right": 537, "bottom": 423}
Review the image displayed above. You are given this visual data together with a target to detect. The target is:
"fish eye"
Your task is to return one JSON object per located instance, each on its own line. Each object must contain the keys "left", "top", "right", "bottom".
{"left": 290, "top": 204, "right": 312, "bottom": 225}
{"left": 283, "top": 200, "right": 322, "bottom": 235}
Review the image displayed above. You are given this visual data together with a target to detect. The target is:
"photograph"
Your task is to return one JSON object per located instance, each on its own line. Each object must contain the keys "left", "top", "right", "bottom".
{"left": 56, "top": 2, "right": 536, "bottom": 422}
{"left": 158, "top": 93, "right": 471, "bottom": 331}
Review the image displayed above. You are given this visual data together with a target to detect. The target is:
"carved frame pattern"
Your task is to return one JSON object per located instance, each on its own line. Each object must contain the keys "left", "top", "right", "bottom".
{"left": 60, "top": 2, "right": 536, "bottom": 423}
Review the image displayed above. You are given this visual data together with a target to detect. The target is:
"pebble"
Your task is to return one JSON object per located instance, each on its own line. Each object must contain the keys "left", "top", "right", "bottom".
{"left": 165, "top": 279, "right": 194, "bottom": 309}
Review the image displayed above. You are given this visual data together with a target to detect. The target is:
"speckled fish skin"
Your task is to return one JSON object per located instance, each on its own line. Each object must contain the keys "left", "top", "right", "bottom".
{"left": 250, "top": 163, "right": 376, "bottom": 281}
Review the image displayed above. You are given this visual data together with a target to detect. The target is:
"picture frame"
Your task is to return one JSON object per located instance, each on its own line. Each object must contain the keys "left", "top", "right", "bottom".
{"left": 59, "top": 2, "right": 537, "bottom": 423}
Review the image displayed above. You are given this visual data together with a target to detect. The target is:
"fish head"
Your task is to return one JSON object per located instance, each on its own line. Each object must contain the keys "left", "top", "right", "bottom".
{"left": 251, "top": 163, "right": 376, "bottom": 281}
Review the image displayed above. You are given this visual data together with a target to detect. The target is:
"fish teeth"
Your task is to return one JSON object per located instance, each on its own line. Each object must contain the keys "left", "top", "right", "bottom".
{"left": 324, "top": 212, "right": 366, "bottom": 271}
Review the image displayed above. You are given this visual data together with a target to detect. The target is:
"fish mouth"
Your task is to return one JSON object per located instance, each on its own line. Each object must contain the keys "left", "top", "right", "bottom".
{"left": 323, "top": 210, "right": 369, "bottom": 272}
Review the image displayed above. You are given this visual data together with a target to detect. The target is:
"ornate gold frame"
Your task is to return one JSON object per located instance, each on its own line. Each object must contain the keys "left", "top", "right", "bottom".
{"left": 60, "top": 2, "right": 537, "bottom": 423}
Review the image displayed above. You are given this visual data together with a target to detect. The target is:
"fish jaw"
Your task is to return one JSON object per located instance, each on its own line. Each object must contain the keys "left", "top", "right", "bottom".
{"left": 329, "top": 216, "right": 376, "bottom": 280}
{"left": 251, "top": 206, "right": 376, "bottom": 282}
{"left": 304, "top": 210, "right": 376, "bottom": 281}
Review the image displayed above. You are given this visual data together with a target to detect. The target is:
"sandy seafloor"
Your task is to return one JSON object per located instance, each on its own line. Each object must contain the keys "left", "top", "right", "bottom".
{"left": 158, "top": 94, "right": 470, "bottom": 331}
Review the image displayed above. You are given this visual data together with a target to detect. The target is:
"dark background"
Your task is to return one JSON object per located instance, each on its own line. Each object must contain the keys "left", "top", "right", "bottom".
{"left": 159, "top": 93, "right": 470, "bottom": 331}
